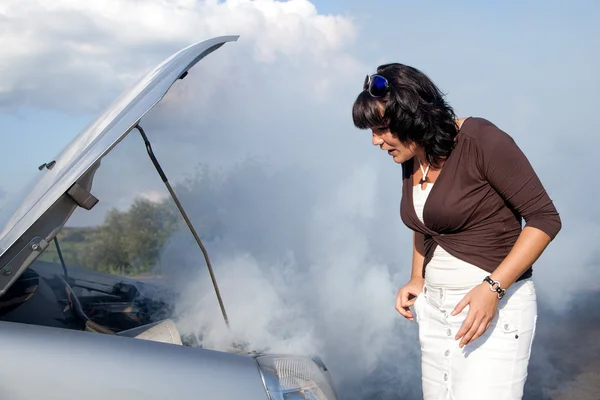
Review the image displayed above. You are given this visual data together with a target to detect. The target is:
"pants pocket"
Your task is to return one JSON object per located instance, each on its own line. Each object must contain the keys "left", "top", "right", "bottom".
{"left": 497, "top": 279, "right": 537, "bottom": 339}
{"left": 413, "top": 293, "right": 424, "bottom": 323}
{"left": 498, "top": 311, "right": 519, "bottom": 337}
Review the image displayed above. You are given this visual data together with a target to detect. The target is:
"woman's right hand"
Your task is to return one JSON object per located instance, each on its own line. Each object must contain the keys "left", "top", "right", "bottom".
{"left": 395, "top": 276, "right": 425, "bottom": 321}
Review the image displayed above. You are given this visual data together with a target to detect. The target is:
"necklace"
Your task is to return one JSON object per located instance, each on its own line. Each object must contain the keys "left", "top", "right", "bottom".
{"left": 417, "top": 157, "right": 430, "bottom": 185}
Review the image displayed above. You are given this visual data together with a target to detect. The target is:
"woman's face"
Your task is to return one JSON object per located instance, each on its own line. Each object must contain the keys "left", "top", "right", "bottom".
{"left": 371, "top": 126, "right": 416, "bottom": 164}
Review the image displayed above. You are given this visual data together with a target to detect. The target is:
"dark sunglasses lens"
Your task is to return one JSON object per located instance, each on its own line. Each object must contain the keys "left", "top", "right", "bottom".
{"left": 369, "top": 75, "right": 388, "bottom": 96}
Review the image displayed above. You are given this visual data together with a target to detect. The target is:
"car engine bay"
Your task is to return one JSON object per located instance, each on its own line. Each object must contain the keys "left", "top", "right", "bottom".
{"left": 0, "top": 259, "right": 189, "bottom": 346}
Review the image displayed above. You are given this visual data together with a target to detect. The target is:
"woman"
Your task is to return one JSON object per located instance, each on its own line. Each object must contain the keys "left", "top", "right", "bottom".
{"left": 352, "top": 63, "right": 561, "bottom": 400}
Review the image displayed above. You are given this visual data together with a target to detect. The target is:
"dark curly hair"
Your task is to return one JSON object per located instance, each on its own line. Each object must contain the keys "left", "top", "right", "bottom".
{"left": 352, "top": 63, "right": 458, "bottom": 168}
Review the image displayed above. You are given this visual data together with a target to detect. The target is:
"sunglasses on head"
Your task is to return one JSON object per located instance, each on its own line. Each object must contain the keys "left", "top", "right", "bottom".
{"left": 363, "top": 74, "right": 389, "bottom": 98}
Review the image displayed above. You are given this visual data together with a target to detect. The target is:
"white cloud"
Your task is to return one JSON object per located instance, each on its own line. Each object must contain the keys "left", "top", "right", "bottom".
{"left": 138, "top": 190, "right": 169, "bottom": 204}
{"left": 0, "top": 0, "right": 359, "bottom": 112}
{"left": 3, "top": 1, "right": 599, "bottom": 398}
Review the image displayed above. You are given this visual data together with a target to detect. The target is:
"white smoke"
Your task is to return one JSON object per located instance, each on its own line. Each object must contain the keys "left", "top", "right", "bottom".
{"left": 153, "top": 157, "right": 421, "bottom": 398}
{"left": 2, "top": 1, "right": 598, "bottom": 398}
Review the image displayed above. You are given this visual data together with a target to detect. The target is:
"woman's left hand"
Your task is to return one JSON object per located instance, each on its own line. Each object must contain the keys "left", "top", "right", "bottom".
{"left": 451, "top": 282, "right": 499, "bottom": 348}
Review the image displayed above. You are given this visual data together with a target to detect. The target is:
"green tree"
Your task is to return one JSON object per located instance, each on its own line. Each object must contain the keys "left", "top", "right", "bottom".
{"left": 80, "top": 198, "right": 180, "bottom": 275}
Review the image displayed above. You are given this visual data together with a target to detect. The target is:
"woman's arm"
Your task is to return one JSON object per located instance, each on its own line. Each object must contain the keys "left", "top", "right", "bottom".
{"left": 395, "top": 231, "right": 426, "bottom": 321}
{"left": 475, "top": 120, "right": 562, "bottom": 289}
{"left": 490, "top": 226, "right": 552, "bottom": 289}
{"left": 453, "top": 119, "right": 561, "bottom": 347}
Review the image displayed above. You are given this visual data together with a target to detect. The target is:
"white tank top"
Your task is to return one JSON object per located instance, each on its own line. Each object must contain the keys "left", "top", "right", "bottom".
{"left": 413, "top": 182, "right": 488, "bottom": 289}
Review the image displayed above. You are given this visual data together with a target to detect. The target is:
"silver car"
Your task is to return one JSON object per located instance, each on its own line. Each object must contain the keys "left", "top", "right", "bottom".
{"left": 0, "top": 35, "right": 339, "bottom": 400}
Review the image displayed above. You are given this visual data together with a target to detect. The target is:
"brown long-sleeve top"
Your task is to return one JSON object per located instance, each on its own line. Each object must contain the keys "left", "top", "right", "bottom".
{"left": 400, "top": 117, "right": 561, "bottom": 281}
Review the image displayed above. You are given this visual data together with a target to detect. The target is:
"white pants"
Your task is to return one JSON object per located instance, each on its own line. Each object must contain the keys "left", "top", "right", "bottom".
{"left": 413, "top": 279, "right": 538, "bottom": 400}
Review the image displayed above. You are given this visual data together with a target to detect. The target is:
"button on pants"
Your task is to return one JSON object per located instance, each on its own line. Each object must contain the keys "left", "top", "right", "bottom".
{"left": 413, "top": 279, "right": 538, "bottom": 400}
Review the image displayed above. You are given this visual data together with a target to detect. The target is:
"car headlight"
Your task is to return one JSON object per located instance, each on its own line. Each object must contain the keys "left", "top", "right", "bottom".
{"left": 256, "top": 354, "right": 338, "bottom": 400}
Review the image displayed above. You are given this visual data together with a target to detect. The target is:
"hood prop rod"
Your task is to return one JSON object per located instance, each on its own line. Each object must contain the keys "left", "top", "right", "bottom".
{"left": 53, "top": 237, "right": 69, "bottom": 281}
{"left": 135, "top": 124, "right": 230, "bottom": 329}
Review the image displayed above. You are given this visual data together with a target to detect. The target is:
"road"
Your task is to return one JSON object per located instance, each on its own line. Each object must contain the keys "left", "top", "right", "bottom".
{"left": 524, "top": 289, "right": 600, "bottom": 399}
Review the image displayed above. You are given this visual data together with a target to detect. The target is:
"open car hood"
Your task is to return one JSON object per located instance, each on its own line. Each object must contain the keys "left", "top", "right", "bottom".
{"left": 0, "top": 35, "right": 239, "bottom": 296}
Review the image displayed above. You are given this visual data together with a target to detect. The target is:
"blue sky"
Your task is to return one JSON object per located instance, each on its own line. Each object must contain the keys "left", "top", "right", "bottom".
{"left": 0, "top": 0, "right": 598, "bottom": 299}
{"left": 0, "top": 109, "right": 93, "bottom": 192}
{"left": 2, "top": 0, "right": 598, "bottom": 263}
{"left": 1, "top": 1, "right": 599, "bottom": 397}
{"left": 1, "top": 0, "right": 598, "bottom": 197}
